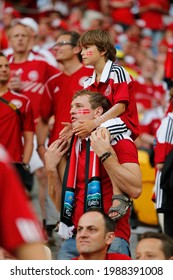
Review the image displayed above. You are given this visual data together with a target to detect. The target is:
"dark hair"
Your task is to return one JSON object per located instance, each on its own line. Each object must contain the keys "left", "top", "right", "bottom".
{"left": 139, "top": 231, "right": 173, "bottom": 259}
{"left": 58, "top": 30, "right": 82, "bottom": 61}
{"left": 85, "top": 208, "right": 116, "bottom": 233}
{"left": 72, "top": 89, "right": 110, "bottom": 114}
{"left": 78, "top": 29, "right": 117, "bottom": 62}
{"left": 0, "top": 52, "right": 5, "bottom": 57}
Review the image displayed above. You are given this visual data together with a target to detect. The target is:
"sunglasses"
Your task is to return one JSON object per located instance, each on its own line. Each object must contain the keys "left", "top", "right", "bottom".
{"left": 53, "top": 41, "right": 74, "bottom": 48}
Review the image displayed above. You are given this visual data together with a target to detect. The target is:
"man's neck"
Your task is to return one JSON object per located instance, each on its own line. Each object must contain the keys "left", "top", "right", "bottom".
{"left": 0, "top": 84, "right": 8, "bottom": 96}
{"left": 78, "top": 252, "right": 107, "bottom": 260}
{"left": 62, "top": 58, "right": 83, "bottom": 75}
{"left": 13, "top": 52, "right": 29, "bottom": 63}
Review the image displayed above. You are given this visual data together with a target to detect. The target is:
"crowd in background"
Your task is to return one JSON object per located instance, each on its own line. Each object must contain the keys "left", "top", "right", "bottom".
{"left": 0, "top": 0, "right": 173, "bottom": 259}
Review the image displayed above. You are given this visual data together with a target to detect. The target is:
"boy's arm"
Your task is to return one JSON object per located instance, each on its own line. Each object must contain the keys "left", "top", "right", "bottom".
{"left": 73, "top": 102, "right": 126, "bottom": 138}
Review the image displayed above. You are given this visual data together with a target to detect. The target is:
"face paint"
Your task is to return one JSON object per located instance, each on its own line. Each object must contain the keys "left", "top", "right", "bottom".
{"left": 86, "top": 51, "right": 93, "bottom": 56}
{"left": 77, "top": 109, "right": 90, "bottom": 114}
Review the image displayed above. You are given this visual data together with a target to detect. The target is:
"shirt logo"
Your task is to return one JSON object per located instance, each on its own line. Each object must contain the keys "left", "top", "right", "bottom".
{"left": 11, "top": 99, "right": 22, "bottom": 109}
{"left": 104, "top": 84, "right": 111, "bottom": 96}
{"left": 28, "top": 70, "right": 39, "bottom": 81}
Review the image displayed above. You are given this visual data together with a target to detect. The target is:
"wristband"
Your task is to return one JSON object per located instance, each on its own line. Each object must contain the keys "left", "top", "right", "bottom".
{"left": 22, "top": 162, "right": 30, "bottom": 171}
{"left": 99, "top": 151, "right": 112, "bottom": 163}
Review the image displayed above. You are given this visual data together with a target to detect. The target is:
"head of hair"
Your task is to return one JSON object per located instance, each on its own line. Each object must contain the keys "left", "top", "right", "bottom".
{"left": 58, "top": 30, "right": 82, "bottom": 61}
{"left": 78, "top": 29, "right": 117, "bottom": 62}
{"left": 0, "top": 52, "right": 5, "bottom": 58}
{"left": 72, "top": 89, "right": 110, "bottom": 114}
{"left": 139, "top": 231, "right": 173, "bottom": 259}
{"left": 85, "top": 208, "right": 116, "bottom": 234}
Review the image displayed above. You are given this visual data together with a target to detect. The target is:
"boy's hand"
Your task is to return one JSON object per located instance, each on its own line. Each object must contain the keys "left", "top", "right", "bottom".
{"left": 73, "top": 119, "right": 96, "bottom": 138}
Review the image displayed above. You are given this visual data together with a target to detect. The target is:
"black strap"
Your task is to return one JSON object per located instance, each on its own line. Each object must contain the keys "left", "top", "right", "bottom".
{"left": 0, "top": 96, "right": 20, "bottom": 115}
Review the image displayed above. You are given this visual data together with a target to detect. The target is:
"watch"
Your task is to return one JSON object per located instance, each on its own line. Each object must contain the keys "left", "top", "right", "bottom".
{"left": 22, "top": 162, "right": 30, "bottom": 171}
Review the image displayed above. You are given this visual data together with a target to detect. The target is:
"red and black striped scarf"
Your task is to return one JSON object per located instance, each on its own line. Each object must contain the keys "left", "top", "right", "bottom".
{"left": 60, "top": 136, "right": 103, "bottom": 226}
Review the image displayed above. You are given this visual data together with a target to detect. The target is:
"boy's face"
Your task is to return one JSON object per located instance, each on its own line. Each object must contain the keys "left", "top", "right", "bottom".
{"left": 70, "top": 94, "right": 96, "bottom": 128}
{"left": 81, "top": 45, "right": 102, "bottom": 67}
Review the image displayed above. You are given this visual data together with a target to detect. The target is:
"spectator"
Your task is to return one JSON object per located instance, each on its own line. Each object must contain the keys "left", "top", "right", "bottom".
{"left": 0, "top": 52, "right": 34, "bottom": 192}
{"left": 36, "top": 30, "right": 93, "bottom": 162}
{"left": 73, "top": 209, "right": 131, "bottom": 260}
{"left": 135, "top": 231, "right": 173, "bottom": 260}
{"left": 138, "top": 0, "right": 170, "bottom": 54}
{"left": 153, "top": 87, "right": 173, "bottom": 237}
{"left": 108, "top": 0, "right": 136, "bottom": 30}
{"left": 0, "top": 143, "right": 48, "bottom": 260}
{"left": 72, "top": 29, "right": 140, "bottom": 142}
{"left": 7, "top": 21, "right": 60, "bottom": 243}
{"left": 45, "top": 89, "right": 142, "bottom": 259}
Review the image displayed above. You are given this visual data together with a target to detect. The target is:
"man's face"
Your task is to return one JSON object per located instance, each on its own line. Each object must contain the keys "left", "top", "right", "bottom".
{"left": 76, "top": 212, "right": 110, "bottom": 257}
{"left": 53, "top": 34, "right": 75, "bottom": 63}
{"left": 70, "top": 94, "right": 96, "bottom": 128}
{"left": 9, "top": 24, "right": 30, "bottom": 53}
{"left": 135, "top": 238, "right": 166, "bottom": 260}
{"left": 0, "top": 56, "right": 10, "bottom": 84}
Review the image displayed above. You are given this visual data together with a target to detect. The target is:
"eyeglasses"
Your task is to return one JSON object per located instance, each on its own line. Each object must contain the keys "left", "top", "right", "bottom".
{"left": 53, "top": 41, "right": 74, "bottom": 48}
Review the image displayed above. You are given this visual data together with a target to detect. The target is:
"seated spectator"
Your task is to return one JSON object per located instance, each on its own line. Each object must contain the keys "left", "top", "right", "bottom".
{"left": 135, "top": 231, "right": 173, "bottom": 260}
{"left": 73, "top": 209, "right": 131, "bottom": 260}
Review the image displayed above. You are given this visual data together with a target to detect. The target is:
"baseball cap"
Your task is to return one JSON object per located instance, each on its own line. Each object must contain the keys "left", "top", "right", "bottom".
{"left": 12, "top": 17, "right": 39, "bottom": 34}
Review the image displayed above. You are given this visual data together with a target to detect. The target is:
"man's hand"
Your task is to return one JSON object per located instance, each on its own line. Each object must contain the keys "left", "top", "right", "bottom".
{"left": 44, "top": 139, "right": 70, "bottom": 172}
{"left": 90, "top": 127, "right": 111, "bottom": 157}
{"left": 8, "top": 72, "right": 22, "bottom": 92}
{"left": 73, "top": 119, "right": 97, "bottom": 138}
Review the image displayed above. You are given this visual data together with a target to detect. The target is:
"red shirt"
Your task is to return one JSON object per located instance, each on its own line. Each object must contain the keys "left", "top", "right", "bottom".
{"left": 0, "top": 145, "right": 44, "bottom": 254}
{"left": 109, "top": 0, "right": 135, "bottom": 26}
{"left": 84, "top": 60, "right": 140, "bottom": 140}
{"left": 8, "top": 51, "right": 59, "bottom": 127}
{"left": 138, "top": 0, "right": 170, "bottom": 30}
{"left": 40, "top": 66, "right": 93, "bottom": 145}
{"left": 72, "top": 138, "right": 139, "bottom": 243}
{"left": 0, "top": 90, "right": 34, "bottom": 162}
{"left": 134, "top": 77, "right": 166, "bottom": 110}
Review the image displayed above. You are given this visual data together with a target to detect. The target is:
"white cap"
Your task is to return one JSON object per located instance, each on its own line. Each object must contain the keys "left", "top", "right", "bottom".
{"left": 12, "top": 17, "right": 39, "bottom": 34}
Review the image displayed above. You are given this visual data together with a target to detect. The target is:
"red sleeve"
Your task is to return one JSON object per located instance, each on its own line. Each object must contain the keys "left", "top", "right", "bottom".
{"left": 0, "top": 159, "right": 44, "bottom": 253}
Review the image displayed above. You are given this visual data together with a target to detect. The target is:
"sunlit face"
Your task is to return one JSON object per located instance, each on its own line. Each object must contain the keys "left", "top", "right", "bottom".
{"left": 70, "top": 95, "right": 96, "bottom": 128}
{"left": 135, "top": 238, "right": 166, "bottom": 260}
{"left": 0, "top": 56, "right": 10, "bottom": 83}
{"left": 81, "top": 45, "right": 103, "bottom": 67}
{"left": 10, "top": 24, "right": 30, "bottom": 53}
{"left": 53, "top": 35, "right": 75, "bottom": 62}
{"left": 76, "top": 212, "right": 111, "bottom": 258}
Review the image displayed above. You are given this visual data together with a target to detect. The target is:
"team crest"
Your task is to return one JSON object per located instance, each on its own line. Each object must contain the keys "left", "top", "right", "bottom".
{"left": 11, "top": 99, "right": 23, "bottom": 109}
{"left": 28, "top": 70, "right": 39, "bottom": 81}
{"left": 104, "top": 84, "right": 111, "bottom": 96}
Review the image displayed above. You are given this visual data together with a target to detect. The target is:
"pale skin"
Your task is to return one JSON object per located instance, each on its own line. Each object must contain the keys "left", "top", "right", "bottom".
{"left": 45, "top": 94, "right": 142, "bottom": 219}
{"left": 76, "top": 211, "right": 114, "bottom": 260}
